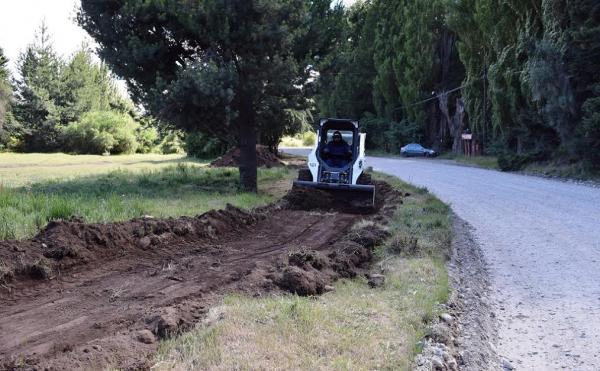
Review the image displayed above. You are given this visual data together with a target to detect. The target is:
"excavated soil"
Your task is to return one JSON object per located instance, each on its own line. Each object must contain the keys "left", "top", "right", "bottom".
{"left": 210, "top": 145, "right": 284, "bottom": 168}
{"left": 0, "top": 180, "right": 401, "bottom": 370}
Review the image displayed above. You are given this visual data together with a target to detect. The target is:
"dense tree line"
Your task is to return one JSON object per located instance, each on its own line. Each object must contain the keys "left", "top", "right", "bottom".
{"left": 317, "top": 0, "right": 599, "bottom": 170}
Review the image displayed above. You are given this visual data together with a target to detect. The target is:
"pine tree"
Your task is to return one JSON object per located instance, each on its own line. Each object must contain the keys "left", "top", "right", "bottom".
{"left": 79, "top": 0, "right": 319, "bottom": 191}
{"left": 0, "top": 47, "right": 12, "bottom": 139}
{"left": 13, "top": 22, "right": 64, "bottom": 151}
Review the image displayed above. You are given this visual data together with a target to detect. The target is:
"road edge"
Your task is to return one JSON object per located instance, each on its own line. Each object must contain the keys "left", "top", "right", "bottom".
{"left": 448, "top": 213, "right": 499, "bottom": 370}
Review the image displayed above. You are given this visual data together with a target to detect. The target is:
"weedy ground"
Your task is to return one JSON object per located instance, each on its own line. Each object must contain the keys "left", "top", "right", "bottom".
{"left": 154, "top": 173, "right": 452, "bottom": 370}
{"left": 0, "top": 153, "right": 294, "bottom": 240}
{"left": 439, "top": 153, "right": 500, "bottom": 170}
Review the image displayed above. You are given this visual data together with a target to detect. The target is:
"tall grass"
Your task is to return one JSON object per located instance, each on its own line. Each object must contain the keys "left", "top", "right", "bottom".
{"left": 0, "top": 165, "right": 292, "bottom": 240}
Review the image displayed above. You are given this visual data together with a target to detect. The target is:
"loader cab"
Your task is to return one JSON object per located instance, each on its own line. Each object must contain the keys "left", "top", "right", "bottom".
{"left": 316, "top": 119, "right": 360, "bottom": 183}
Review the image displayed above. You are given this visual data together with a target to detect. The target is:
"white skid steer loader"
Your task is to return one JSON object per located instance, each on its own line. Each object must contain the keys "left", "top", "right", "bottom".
{"left": 293, "top": 118, "right": 376, "bottom": 209}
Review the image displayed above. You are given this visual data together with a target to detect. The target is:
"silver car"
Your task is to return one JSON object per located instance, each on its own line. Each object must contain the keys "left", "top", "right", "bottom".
{"left": 400, "top": 143, "right": 438, "bottom": 157}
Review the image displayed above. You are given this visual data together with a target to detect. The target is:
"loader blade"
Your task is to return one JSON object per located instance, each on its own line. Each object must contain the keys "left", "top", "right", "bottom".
{"left": 291, "top": 181, "right": 376, "bottom": 214}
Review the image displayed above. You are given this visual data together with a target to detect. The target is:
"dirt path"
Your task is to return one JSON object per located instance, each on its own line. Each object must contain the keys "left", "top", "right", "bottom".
{"left": 0, "top": 183, "right": 399, "bottom": 370}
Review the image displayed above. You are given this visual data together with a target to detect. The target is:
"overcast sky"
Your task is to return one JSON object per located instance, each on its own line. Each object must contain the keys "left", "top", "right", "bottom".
{"left": 0, "top": 0, "right": 357, "bottom": 74}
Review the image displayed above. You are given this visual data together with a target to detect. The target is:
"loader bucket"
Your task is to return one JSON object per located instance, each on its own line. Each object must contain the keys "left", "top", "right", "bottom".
{"left": 291, "top": 180, "right": 376, "bottom": 214}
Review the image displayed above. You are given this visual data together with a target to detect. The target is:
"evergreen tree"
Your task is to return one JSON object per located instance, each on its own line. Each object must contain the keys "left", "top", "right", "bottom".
{"left": 13, "top": 22, "right": 64, "bottom": 151}
{"left": 78, "top": 0, "right": 318, "bottom": 191}
{"left": 0, "top": 47, "right": 12, "bottom": 141}
{"left": 59, "top": 45, "right": 118, "bottom": 124}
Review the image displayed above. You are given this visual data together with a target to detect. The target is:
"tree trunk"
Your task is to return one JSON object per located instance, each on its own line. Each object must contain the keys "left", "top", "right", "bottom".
{"left": 438, "top": 92, "right": 452, "bottom": 149}
{"left": 237, "top": 91, "right": 258, "bottom": 192}
{"left": 451, "top": 98, "right": 465, "bottom": 154}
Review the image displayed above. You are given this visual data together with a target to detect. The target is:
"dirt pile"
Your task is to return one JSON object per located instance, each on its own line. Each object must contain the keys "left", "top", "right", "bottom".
{"left": 0, "top": 205, "right": 262, "bottom": 287}
{"left": 283, "top": 179, "right": 402, "bottom": 215}
{"left": 273, "top": 222, "right": 390, "bottom": 296}
{"left": 0, "top": 180, "right": 402, "bottom": 370}
{"left": 211, "top": 145, "right": 284, "bottom": 168}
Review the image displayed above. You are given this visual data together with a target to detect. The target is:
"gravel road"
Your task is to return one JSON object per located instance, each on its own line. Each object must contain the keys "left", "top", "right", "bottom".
{"left": 283, "top": 148, "right": 600, "bottom": 370}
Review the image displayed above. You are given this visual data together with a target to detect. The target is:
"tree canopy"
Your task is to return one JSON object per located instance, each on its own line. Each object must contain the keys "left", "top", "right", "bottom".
{"left": 78, "top": 0, "right": 329, "bottom": 191}
{"left": 316, "top": 0, "right": 600, "bottom": 170}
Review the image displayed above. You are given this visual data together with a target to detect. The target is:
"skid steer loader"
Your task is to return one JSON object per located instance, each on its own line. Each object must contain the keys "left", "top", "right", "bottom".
{"left": 293, "top": 118, "right": 375, "bottom": 209}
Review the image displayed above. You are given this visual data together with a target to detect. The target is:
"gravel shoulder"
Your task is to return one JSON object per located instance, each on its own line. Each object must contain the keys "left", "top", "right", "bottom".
{"left": 448, "top": 215, "right": 499, "bottom": 370}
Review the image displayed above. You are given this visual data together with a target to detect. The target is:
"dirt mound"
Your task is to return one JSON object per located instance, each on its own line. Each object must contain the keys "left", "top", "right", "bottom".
{"left": 283, "top": 179, "right": 402, "bottom": 215}
{"left": 0, "top": 180, "right": 402, "bottom": 370}
{"left": 211, "top": 145, "right": 284, "bottom": 168}
{"left": 0, "top": 205, "right": 262, "bottom": 286}
{"left": 273, "top": 222, "right": 390, "bottom": 295}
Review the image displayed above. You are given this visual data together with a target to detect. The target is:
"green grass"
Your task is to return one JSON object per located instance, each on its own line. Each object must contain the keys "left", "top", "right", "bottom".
{"left": 439, "top": 153, "right": 499, "bottom": 170}
{"left": 0, "top": 153, "right": 198, "bottom": 187}
{"left": 279, "top": 132, "right": 317, "bottom": 148}
{"left": 154, "top": 173, "right": 452, "bottom": 371}
{"left": 367, "top": 149, "right": 403, "bottom": 158}
{"left": 0, "top": 153, "right": 294, "bottom": 240}
{"left": 522, "top": 160, "right": 600, "bottom": 182}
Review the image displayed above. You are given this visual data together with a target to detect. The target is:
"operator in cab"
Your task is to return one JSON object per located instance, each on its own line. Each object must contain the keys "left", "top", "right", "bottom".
{"left": 322, "top": 130, "right": 352, "bottom": 168}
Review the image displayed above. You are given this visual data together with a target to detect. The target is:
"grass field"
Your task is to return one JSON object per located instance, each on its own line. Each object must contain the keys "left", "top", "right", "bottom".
{"left": 0, "top": 153, "right": 294, "bottom": 240}
{"left": 0, "top": 153, "right": 200, "bottom": 187}
{"left": 154, "top": 174, "right": 452, "bottom": 370}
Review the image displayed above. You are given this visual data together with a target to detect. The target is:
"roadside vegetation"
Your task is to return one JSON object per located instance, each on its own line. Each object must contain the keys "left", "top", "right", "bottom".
{"left": 439, "top": 153, "right": 500, "bottom": 171}
{"left": 279, "top": 132, "right": 317, "bottom": 148}
{"left": 521, "top": 161, "right": 600, "bottom": 183}
{"left": 0, "top": 153, "right": 294, "bottom": 240}
{"left": 154, "top": 173, "right": 452, "bottom": 370}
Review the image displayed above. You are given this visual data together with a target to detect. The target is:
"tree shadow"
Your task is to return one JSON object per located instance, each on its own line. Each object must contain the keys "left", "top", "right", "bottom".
{"left": 21, "top": 165, "right": 241, "bottom": 200}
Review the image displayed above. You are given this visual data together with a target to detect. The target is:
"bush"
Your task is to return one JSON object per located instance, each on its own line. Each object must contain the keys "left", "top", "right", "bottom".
{"left": 497, "top": 151, "right": 546, "bottom": 172}
{"left": 136, "top": 126, "right": 159, "bottom": 153}
{"left": 184, "top": 131, "right": 228, "bottom": 158}
{"left": 160, "top": 131, "right": 185, "bottom": 154}
{"left": 301, "top": 131, "right": 316, "bottom": 146}
{"left": 62, "top": 111, "right": 140, "bottom": 154}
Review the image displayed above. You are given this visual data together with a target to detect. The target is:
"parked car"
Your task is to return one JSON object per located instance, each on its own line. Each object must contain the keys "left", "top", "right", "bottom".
{"left": 400, "top": 143, "right": 438, "bottom": 157}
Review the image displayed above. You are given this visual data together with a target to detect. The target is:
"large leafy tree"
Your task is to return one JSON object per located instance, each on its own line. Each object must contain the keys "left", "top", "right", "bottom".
{"left": 78, "top": 0, "right": 316, "bottom": 191}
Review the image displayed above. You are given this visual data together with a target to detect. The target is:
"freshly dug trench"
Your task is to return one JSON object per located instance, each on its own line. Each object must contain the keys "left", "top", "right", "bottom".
{"left": 0, "top": 181, "right": 401, "bottom": 370}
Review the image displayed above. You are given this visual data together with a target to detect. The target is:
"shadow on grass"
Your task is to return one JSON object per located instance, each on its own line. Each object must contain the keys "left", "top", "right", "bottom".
{"left": 26, "top": 165, "right": 241, "bottom": 198}
{"left": 0, "top": 165, "right": 290, "bottom": 240}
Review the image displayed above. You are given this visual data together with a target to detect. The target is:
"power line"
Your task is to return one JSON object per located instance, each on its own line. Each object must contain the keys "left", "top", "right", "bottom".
{"left": 392, "top": 75, "right": 484, "bottom": 112}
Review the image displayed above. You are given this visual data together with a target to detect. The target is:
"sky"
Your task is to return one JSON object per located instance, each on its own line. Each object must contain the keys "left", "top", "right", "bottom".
{"left": 0, "top": 0, "right": 91, "bottom": 73}
{"left": 0, "top": 0, "right": 357, "bottom": 74}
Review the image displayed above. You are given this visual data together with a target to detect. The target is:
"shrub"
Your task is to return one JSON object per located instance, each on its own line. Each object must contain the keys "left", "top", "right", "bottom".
{"left": 160, "top": 131, "right": 185, "bottom": 154}
{"left": 184, "top": 131, "right": 228, "bottom": 158}
{"left": 62, "top": 110, "right": 140, "bottom": 154}
{"left": 136, "top": 126, "right": 159, "bottom": 153}
{"left": 301, "top": 131, "right": 316, "bottom": 146}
